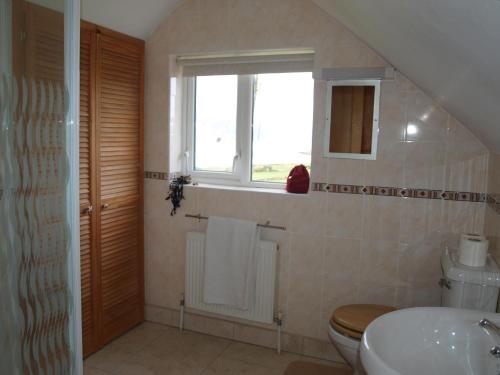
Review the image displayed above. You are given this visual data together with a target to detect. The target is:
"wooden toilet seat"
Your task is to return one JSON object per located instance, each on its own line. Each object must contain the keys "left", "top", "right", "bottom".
{"left": 330, "top": 304, "right": 396, "bottom": 339}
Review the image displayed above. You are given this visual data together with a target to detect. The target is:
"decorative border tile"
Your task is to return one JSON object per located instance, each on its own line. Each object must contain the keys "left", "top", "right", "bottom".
{"left": 144, "top": 171, "right": 172, "bottom": 180}
{"left": 144, "top": 173, "right": 486, "bottom": 203}
{"left": 312, "top": 182, "right": 486, "bottom": 203}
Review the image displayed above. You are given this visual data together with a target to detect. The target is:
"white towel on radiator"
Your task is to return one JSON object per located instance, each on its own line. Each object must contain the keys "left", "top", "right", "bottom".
{"left": 203, "top": 216, "right": 259, "bottom": 310}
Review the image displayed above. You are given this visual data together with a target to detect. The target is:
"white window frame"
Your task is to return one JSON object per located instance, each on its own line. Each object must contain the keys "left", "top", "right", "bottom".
{"left": 183, "top": 73, "right": 313, "bottom": 189}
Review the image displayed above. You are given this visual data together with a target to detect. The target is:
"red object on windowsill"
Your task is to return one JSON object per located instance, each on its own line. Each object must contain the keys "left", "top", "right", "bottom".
{"left": 286, "top": 165, "right": 310, "bottom": 194}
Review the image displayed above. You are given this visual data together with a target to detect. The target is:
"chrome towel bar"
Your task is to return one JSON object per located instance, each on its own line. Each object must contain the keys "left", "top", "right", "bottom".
{"left": 185, "top": 213, "right": 286, "bottom": 231}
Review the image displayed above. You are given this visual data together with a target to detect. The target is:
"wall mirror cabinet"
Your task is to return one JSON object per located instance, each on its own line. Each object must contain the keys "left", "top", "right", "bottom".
{"left": 324, "top": 80, "right": 380, "bottom": 160}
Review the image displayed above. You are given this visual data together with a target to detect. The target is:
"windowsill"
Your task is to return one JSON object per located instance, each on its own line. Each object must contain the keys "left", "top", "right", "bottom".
{"left": 185, "top": 182, "right": 310, "bottom": 196}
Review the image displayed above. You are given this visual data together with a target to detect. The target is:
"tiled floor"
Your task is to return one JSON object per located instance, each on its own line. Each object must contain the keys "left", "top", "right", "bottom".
{"left": 84, "top": 322, "right": 350, "bottom": 375}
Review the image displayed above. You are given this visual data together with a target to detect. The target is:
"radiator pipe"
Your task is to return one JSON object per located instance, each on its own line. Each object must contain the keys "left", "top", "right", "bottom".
{"left": 180, "top": 293, "right": 185, "bottom": 331}
{"left": 275, "top": 311, "right": 283, "bottom": 355}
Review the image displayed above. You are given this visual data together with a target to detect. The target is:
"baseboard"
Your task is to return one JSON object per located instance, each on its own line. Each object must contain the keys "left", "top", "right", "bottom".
{"left": 145, "top": 304, "right": 346, "bottom": 364}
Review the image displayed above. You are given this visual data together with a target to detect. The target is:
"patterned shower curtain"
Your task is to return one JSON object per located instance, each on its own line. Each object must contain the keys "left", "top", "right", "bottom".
{"left": 0, "top": 0, "right": 79, "bottom": 373}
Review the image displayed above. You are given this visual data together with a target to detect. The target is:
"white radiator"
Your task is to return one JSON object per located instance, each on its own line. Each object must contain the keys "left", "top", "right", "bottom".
{"left": 185, "top": 231, "right": 277, "bottom": 324}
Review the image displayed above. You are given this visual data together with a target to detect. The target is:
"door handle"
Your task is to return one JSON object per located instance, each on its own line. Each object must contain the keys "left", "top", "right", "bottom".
{"left": 101, "top": 203, "right": 109, "bottom": 210}
{"left": 84, "top": 205, "right": 93, "bottom": 215}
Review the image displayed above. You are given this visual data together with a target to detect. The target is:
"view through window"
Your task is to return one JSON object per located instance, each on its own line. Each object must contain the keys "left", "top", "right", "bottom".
{"left": 190, "top": 72, "right": 314, "bottom": 184}
{"left": 252, "top": 72, "right": 314, "bottom": 182}
{"left": 194, "top": 75, "right": 238, "bottom": 173}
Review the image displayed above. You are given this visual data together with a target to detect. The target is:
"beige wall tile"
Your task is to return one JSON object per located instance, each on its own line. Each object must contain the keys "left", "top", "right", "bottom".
{"left": 364, "top": 141, "right": 405, "bottom": 187}
{"left": 399, "top": 198, "right": 429, "bottom": 245}
{"left": 233, "top": 324, "right": 277, "bottom": 350}
{"left": 302, "top": 336, "right": 346, "bottom": 363}
{"left": 426, "top": 199, "right": 446, "bottom": 237}
{"left": 404, "top": 142, "right": 446, "bottom": 190}
{"left": 362, "top": 196, "right": 402, "bottom": 241}
{"left": 289, "top": 193, "right": 326, "bottom": 236}
{"left": 398, "top": 241, "right": 442, "bottom": 288}
{"left": 360, "top": 240, "right": 400, "bottom": 286}
{"left": 357, "top": 284, "right": 397, "bottom": 306}
{"left": 395, "top": 72, "right": 419, "bottom": 93}
{"left": 405, "top": 92, "right": 450, "bottom": 143}
{"left": 320, "top": 280, "right": 358, "bottom": 342}
{"left": 445, "top": 151, "right": 489, "bottom": 193}
{"left": 321, "top": 237, "right": 361, "bottom": 335}
{"left": 145, "top": 218, "right": 171, "bottom": 307}
{"left": 143, "top": 0, "right": 492, "bottom": 344}
{"left": 327, "top": 159, "right": 366, "bottom": 186}
{"left": 395, "top": 286, "right": 441, "bottom": 309}
{"left": 378, "top": 80, "right": 407, "bottom": 144}
{"left": 144, "top": 179, "right": 170, "bottom": 219}
{"left": 145, "top": 305, "right": 178, "bottom": 327}
{"left": 442, "top": 201, "right": 485, "bottom": 236}
{"left": 184, "top": 313, "right": 235, "bottom": 339}
{"left": 287, "top": 233, "right": 323, "bottom": 337}
{"left": 258, "top": 193, "right": 294, "bottom": 231}
{"left": 445, "top": 119, "right": 489, "bottom": 193}
{"left": 323, "top": 237, "right": 361, "bottom": 281}
{"left": 325, "top": 194, "right": 363, "bottom": 239}
{"left": 321, "top": 280, "right": 359, "bottom": 318}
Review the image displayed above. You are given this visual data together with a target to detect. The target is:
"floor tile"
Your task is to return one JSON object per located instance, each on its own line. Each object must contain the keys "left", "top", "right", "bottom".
{"left": 284, "top": 360, "right": 353, "bottom": 375}
{"left": 84, "top": 323, "right": 172, "bottom": 372}
{"left": 83, "top": 366, "right": 114, "bottom": 375}
{"left": 84, "top": 345, "right": 135, "bottom": 373}
{"left": 105, "top": 322, "right": 169, "bottom": 354}
{"left": 84, "top": 322, "right": 344, "bottom": 375}
{"left": 113, "top": 352, "right": 204, "bottom": 375}
{"left": 203, "top": 357, "right": 282, "bottom": 375}
{"left": 135, "top": 327, "right": 231, "bottom": 372}
{"left": 218, "top": 342, "right": 301, "bottom": 371}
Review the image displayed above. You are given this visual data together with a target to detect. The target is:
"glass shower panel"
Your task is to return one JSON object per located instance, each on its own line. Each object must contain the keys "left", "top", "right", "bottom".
{"left": 0, "top": 0, "right": 81, "bottom": 373}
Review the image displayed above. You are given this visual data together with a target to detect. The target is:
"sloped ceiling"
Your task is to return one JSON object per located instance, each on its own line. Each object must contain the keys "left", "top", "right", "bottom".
{"left": 27, "top": 0, "right": 182, "bottom": 39}
{"left": 74, "top": 0, "right": 500, "bottom": 150}
{"left": 81, "top": 0, "right": 182, "bottom": 39}
{"left": 313, "top": 0, "right": 500, "bottom": 152}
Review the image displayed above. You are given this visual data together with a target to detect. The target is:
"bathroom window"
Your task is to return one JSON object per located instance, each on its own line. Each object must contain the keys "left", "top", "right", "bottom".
{"left": 184, "top": 72, "right": 314, "bottom": 187}
{"left": 193, "top": 75, "right": 238, "bottom": 173}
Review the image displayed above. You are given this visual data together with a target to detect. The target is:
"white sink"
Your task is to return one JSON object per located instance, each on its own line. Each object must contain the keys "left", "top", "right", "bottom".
{"left": 360, "top": 307, "right": 500, "bottom": 375}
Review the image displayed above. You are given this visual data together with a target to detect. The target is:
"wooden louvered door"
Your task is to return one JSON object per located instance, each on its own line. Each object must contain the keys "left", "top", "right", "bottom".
{"left": 24, "top": 2, "right": 64, "bottom": 86}
{"left": 95, "top": 29, "right": 144, "bottom": 344}
{"left": 79, "top": 23, "right": 98, "bottom": 357}
{"left": 79, "top": 24, "right": 144, "bottom": 356}
{"left": 21, "top": 2, "right": 144, "bottom": 358}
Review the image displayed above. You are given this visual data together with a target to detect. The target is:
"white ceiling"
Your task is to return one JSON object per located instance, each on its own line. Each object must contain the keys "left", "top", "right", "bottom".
{"left": 81, "top": 0, "right": 182, "bottom": 39}
{"left": 313, "top": 0, "right": 500, "bottom": 152}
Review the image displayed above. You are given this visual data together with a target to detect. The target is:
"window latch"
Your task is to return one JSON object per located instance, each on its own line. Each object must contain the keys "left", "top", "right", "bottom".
{"left": 232, "top": 153, "right": 240, "bottom": 172}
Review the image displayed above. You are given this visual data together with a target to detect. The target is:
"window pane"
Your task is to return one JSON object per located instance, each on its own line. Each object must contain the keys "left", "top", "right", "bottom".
{"left": 252, "top": 72, "right": 314, "bottom": 183}
{"left": 194, "top": 75, "right": 237, "bottom": 172}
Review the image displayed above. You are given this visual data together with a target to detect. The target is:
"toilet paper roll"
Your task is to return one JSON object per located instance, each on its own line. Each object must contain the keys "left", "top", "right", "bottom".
{"left": 458, "top": 234, "right": 489, "bottom": 267}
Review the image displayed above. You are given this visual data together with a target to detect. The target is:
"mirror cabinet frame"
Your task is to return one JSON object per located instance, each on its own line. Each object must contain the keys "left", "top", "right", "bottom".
{"left": 323, "top": 79, "right": 381, "bottom": 160}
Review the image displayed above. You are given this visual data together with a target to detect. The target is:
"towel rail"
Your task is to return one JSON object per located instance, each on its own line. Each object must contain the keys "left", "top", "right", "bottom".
{"left": 185, "top": 213, "right": 287, "bottom": 231}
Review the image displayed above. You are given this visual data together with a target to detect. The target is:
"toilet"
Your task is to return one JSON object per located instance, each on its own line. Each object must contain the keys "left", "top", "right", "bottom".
{"left": 328, "top": 304, "right": 396, "bottom": 374}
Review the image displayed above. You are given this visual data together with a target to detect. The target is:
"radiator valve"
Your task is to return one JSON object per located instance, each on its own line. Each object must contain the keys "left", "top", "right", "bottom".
{"left": 274, "top": 312, "right": 283, "bottom": 327}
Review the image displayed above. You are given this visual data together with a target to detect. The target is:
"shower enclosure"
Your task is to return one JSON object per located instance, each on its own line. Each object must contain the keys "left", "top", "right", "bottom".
{"left": 0, "top": 0, "right": 82, "bottom": 373}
